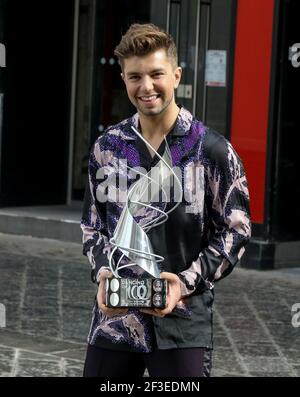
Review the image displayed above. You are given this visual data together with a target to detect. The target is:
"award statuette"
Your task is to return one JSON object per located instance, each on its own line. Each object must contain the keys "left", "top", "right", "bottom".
{"left": 106, "top": 126, "right": 183, "bottom": 309}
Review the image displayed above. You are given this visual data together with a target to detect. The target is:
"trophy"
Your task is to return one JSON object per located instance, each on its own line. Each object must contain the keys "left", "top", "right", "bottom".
{"left": 106, "top": 126, "right": 183, "bottom": 308}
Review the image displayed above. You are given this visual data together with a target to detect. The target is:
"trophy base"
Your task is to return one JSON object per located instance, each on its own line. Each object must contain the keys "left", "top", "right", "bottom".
{"left": 106, "top": 277, "right": 167, "bottom": 309}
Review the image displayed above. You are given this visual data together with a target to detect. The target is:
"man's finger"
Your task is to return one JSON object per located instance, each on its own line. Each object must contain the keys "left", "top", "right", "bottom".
{"left": 140, "top": 308, "right": 156, "bottom": 315}
{"left": 99, "top": 270, "right": 113, "bottom": 284}
{"left": 100, "top": 305, "right": 128, "bottom": 317}
{"left": 160, "top": 272, "right": 179, "bottom": 283}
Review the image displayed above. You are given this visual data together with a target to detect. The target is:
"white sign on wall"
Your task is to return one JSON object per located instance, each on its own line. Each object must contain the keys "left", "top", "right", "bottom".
{"left": 205, "top": 50, "right": 226, "bottom": 87}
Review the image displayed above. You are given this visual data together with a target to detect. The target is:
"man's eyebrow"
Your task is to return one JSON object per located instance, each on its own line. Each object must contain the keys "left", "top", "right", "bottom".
{"left": 126, "top": 68, "right": 166, "bottom": 76}
{"left": 150, "top": 68, "right": 166, "bottom": 73}
{"left": 126, "top": 71, "right": 140, "bottom": 76}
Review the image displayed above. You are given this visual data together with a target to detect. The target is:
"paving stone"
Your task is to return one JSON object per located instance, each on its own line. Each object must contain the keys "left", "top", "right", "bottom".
{"left": 64, "top": 359, "right": 84, "bottom": 377}
{"left": 52, "top": 348, "right": 86, "bottom": 361}
{"left": 16, "top": 358, "right": 61, "bottom": 377}
{"left": 233, "top": 342, "right": 277, "bottom": 357}
{"left": 212, "top": 354, "right": 245, "bottom": 374}
{"left": 211, "top": 370, "right": 244, "bottom": 377}
{"left": 241, "top": 356, "right": 295, "bottom": 373}
{"left": 281, "top": 348, "right": 300, "bottom": 363}
{"left": 291, "top": 365, "right": 300, "bottom": 377}
{"left": 0, "top": 329, "right": 85, "bottom": 354}
{"left": 249, "top": 371, "right": 295, "bottom": 377}
{"left": 0, "top": 347, "right": 15, "bottom": 376}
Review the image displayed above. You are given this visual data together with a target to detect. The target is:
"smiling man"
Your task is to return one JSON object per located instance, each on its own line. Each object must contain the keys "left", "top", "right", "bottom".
{"left": 81, "top": 23, "right": 251, "bottom": 377}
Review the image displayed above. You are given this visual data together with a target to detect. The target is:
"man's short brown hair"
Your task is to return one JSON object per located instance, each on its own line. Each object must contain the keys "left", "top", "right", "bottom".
{"left": 114, "top": 23, "right": 178, "bottom": 69}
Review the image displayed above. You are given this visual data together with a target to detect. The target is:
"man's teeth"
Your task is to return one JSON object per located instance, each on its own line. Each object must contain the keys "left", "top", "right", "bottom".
{"left": 140, "top": 96, "right": 158, "bottom": 101}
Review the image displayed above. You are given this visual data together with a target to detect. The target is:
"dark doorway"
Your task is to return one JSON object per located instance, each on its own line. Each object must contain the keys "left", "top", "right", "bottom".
{"left": 0, "top": 1, "right": 74, "bottom": 206}
{"left": 271, "top": 0, "right": 300, "bottom": 241}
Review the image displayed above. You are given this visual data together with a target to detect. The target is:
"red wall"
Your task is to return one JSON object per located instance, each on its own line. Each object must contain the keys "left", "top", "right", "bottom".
{"left": 230, "top": 0, "right": 275, "bottom": 224}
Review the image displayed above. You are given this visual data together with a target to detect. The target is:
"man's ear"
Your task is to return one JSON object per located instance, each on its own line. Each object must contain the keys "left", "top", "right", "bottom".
{"left": 121, "top": 72, "right": 125, "bottom": 82}
{"left": 174, "top": 67, "right": 182, "bottom": 89}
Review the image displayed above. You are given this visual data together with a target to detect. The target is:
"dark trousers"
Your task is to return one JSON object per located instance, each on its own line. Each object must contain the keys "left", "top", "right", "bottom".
{"left": 83, "top": 344, "right": 212, "bottom": 377}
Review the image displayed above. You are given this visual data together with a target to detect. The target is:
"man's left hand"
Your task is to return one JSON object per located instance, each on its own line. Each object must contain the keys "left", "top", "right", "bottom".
{"left": 140, "top": 272, "right": 182, "bottom": 318}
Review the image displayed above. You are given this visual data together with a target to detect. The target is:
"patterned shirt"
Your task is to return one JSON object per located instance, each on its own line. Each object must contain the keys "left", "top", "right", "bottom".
{"left": 81, "top": 106, "right": 251, "bottom": 352}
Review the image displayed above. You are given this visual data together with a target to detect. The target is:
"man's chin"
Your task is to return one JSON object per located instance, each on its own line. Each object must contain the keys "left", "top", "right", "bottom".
{"left": 138, "top": 106, "right": 165, "bottom": 117}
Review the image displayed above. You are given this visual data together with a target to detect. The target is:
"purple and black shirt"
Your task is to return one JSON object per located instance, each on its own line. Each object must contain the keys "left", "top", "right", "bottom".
{"left": 81, "top": 106, "right": 251, "bottom": 353}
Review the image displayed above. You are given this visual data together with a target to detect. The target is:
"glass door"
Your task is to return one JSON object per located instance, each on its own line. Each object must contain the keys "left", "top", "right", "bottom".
{"left": 169, "top": 0, "right": 236, "bottom": 136}
{"left": 72, "top": 0, "right": 169, "bottom": 200}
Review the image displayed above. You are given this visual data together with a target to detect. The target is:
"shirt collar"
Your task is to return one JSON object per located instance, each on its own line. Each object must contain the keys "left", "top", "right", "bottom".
{"left": 121, "top": 105, "right": 194, "bottom": 140}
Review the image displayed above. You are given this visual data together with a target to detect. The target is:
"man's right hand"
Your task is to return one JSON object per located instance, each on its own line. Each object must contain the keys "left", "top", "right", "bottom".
{"left": 97, "top": 269, "right": 128, "bottom": 317}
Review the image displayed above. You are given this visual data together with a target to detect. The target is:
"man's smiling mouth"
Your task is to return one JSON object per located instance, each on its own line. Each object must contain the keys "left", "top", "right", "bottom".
{"left": 138, "top": 95, "right": 160, "bottom": 102}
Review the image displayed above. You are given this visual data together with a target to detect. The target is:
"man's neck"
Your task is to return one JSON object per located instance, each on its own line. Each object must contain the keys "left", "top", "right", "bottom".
{"left": 138, "top": 103, "right": 180, "bottom": 140}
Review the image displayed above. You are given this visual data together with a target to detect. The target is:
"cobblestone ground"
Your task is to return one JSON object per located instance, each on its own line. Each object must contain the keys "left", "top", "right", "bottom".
{"left": 0, "top": 233, "right": 299, "bottom": 377}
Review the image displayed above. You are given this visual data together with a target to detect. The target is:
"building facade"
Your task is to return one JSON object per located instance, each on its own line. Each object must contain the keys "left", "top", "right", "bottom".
{"left": 0, "top": 0, "right": 299, "bottom": 269}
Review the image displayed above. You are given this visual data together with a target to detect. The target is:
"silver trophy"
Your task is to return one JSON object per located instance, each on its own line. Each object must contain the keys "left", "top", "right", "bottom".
{"left": 106, "top": 126, "right": 183, "bottom": 308}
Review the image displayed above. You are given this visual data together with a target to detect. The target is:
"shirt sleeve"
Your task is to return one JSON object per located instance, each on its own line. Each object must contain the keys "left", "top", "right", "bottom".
{"left": 179, "top": 130, "right": 251, "bottom": 296}
{"left": 80, "top": 139, "right": 111, "bottom": 284}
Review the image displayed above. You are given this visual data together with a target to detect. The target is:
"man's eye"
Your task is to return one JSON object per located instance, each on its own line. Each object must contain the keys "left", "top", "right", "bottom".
{"left": 129, "top": 76, "right": 139, "bottom": 80}
{"left": 153, "top": 73, "right": 163, "bottom": 78}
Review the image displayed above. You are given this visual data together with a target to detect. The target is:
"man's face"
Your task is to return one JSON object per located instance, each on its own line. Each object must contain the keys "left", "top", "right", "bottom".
{"left": 121, "top": 49, "right": 182, "bottom": 117}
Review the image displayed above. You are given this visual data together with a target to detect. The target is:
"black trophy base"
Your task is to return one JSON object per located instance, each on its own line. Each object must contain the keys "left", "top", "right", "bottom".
{"left": 106, "top": 278, "right": 167, "bottom": 309}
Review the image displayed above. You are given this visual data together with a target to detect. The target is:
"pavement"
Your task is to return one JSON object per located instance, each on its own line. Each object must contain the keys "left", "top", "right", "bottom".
{"left": 0, "top": 232, "right": 299, "bottom": 377}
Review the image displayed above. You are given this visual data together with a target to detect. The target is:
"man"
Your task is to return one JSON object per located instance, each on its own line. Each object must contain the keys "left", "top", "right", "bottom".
{"left": 81, "top": 23, "right": 251, "bottom": 377}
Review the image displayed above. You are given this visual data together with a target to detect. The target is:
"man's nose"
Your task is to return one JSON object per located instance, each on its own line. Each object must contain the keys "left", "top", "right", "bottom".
{"left": 140, "top": 76, "right": 154, "bottom": 92}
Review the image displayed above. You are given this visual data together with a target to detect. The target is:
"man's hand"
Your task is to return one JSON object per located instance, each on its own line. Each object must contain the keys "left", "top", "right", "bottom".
{"left": 97, "top": 269, "right": 128, "bottom": 317}
{"left": 140, "top": 272, "right": 182, "bottom": 318}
